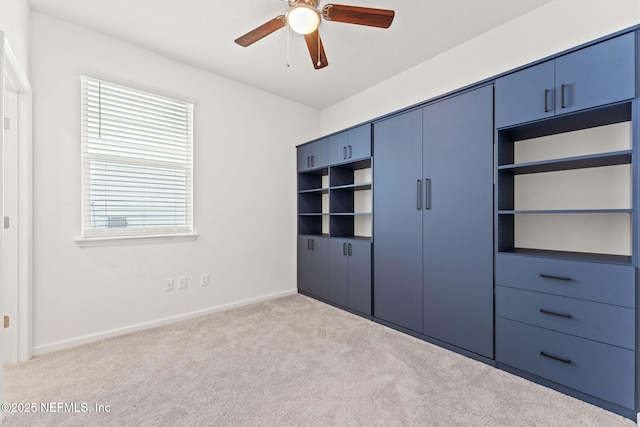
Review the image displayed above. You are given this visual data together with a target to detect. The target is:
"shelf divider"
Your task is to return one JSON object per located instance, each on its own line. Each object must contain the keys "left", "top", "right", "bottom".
{"left": 498, "top": 150, "right": 631, "bottom": 174}
{"left": 498, "top": 209, "right": 632, "bottom": 215}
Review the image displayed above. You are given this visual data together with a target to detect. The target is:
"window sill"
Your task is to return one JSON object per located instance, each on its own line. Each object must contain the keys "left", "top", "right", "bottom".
{"left": 75, "top": 233, "right": 199, "bottom": 247}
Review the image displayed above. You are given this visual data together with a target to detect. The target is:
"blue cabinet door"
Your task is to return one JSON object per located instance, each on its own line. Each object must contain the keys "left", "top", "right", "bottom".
{"left": 297, "top": 144, "right": 313, "bottom": 171}
{"left": 555, "top": 33, "right": 635, "bottom": 115}
{"left": 373, "top": 109, "right": 424, "bottom": 333}
{"left": 328, "top": 239, "right": 349, "bottom": 306}
{"left": 495, "top": 61, "right": 555, "bottom": 128}
{"left": 297, "top": 236, "right": 313, "bottom": 294}
{"left": 422, "top": 86, "right": 494, "bottom": 358}
{"left": 327, "top": 132, "right": 349, "bottom": 165}
{"left": 310, "top": 237, "right": 329, "bottom": 300}
{"left": 328, "top": 239, "right": 372, "bottom": 315}
{"left": 348, "top": 240, "right": 372, "bottom": 315}
{"left": 298, "top": 139, "right": 328, "bottom": 171}
{"left": 347, "top": 124, "right": 372, "bottom": 162}
{"left": 310, "top": 138, "right": 328, "bottom": 169}
{"left": 328, "top": 124, "right": 371, "bottom": 165}
{"left": 496, "top": 33, "right": 635, "bottom": 128}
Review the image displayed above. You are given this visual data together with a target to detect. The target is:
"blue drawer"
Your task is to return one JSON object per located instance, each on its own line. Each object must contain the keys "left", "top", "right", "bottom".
{"left": 496, "top": 286, "right": 634, "bottom": 349}
{"left": 496, "top": 254, "right": 635, "bottom": 308}
{"left": 496, "top": 318, "right": 635, "bottom": 409}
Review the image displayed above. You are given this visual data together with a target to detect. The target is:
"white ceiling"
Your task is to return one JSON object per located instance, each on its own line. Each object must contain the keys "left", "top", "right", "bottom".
{"left": 28, "top": 0, "right": 554, "bottom": 110}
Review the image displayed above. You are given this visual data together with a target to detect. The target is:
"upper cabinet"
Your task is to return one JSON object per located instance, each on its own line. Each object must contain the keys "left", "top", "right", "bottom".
{"left": 495, "top": 33, "right": 636, "bottom": 128}
{"left": 328, "top": 124, "right": 372, "bottom": 165}
{"left": 297, "top": 138, "right": 328, "bottom": 171}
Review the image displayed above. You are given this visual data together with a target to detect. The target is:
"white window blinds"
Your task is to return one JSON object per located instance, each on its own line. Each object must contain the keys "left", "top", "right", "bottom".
{"left": 81, "top": 76, "right": 193, "bottom": 238}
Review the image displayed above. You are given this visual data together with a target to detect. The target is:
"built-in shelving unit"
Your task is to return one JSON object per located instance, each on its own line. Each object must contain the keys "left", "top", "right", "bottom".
{"left": 297, "top": 28, "right": 639, "bottom": 421}
{"left": 298, "top": 159, "right": 372, "bottom": 240}
{"left": 494, "top": 30, "right": 637, "bottom": 419}
{"left": 297, "top": 168, "right": 329, "bottom": 236}
{"left": 496, "top": 106, "right": 633, "bottom": 264}
{"left": 297, "top": 124, "right": 374, "bottom": 316}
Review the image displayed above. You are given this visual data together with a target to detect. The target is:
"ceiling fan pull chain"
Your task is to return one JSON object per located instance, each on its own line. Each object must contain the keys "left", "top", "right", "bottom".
{"left": 317, "top": 32, "right": 321, "bottom": 67}
{"left": 286, "top": 25, "right": 291, "bottom": 68}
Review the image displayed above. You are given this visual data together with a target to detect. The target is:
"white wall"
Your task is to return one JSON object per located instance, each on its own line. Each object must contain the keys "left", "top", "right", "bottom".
{"left": 30, "top": 12, "right": 320, "bottom": 354}
{"left": 320, "top": 0, "right": 640, "bottom": 134}
{"left": 0, "top": 0, "right": 30, "bottom": 74}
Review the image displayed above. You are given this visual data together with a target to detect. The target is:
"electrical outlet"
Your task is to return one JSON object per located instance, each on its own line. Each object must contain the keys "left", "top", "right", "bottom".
{"left": 178, "top": 276, "right": 187, "bottom": 289}
{"left": 164, "top": 278, "right": 174, "bottom": 291}
{"left": 200, "top": 274, "right": 209, "bottom": 286}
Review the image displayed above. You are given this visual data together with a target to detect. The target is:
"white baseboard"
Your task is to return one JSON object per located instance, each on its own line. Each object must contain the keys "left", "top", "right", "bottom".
{"left": 32, "top": 289, "right": 298, "bottom": 356}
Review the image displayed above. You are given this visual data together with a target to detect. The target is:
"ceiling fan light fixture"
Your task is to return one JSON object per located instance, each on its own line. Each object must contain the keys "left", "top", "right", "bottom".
{"left": 287, "top": 5, "right": 320, "bottom": 35}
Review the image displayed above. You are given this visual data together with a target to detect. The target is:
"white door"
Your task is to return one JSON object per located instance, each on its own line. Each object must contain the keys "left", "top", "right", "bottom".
{"left": 3, "top": 85, "right": 17, "bottom": 365}
{"left": 0, "top": 32, "right": 6, "bottom": 416}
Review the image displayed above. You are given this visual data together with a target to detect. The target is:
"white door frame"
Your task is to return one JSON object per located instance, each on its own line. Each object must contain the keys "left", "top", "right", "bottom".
{"left": 2, "top": 36, "right": 33, "bottom": 364}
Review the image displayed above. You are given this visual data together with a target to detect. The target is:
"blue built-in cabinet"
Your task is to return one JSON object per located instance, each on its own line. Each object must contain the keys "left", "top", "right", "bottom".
{"left": 495, "top": 33, "right": 636, "bottom": 128}
{"left": 297, "top": 123, "right": 373, "bottom": 316}
{"left": 297, "top": 27, "right": 640, "bottom": 421}
{"left": 373, "top": 86, "right": 494, "bottom": 358}
{"left": 494, "top": 30, "right": 637, "bottom": 419}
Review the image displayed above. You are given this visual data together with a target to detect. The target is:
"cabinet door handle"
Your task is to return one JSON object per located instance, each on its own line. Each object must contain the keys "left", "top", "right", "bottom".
{"left": 343, "top": 242, "right": 347, "bottom": 256}
{"left": 539, "top": 308, "right": 572, "bottom": 319}
{"left": 311, "top": 155, "right": 315, "bottom": 167}
{"left": 540, "top": 273, "right": 572, "bottom": 282}
{"left": 540, "top": 351, "right": 572, "bottom": 365}
{"left": 307, "top": 156, "right": 310, "bottom": 168}
{"left": 425, "top": 179, "right": 432, "bottom": 210}
{"left": 560, "top": 84, "right": 567, "bottom": 108}
{"left": 348, "top": 145, "right": 352, "bottom": 158}
{"left": 311, "top": 239, "right": 314, "bottom": 251}
{"left": 416, "top": 180, "right": 422, "bottom": 210}
{"left": 348, "top": 243, "right": 352, "bottom": 256}
{"left": 544, "top": 89, "right": 550, "bottom": 112}
{"left": 307, "top": 238, "right": 311, "bottom": 250}
{"left": 343, "top": 146, "right": 347, "bottom": 159}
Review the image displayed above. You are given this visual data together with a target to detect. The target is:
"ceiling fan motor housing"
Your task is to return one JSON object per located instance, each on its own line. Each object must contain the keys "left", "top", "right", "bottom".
{"left": 288, "top": 0, "right": 319, "bottom": 8}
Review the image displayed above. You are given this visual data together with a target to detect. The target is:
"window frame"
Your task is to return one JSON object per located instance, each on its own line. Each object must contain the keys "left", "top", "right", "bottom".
{"left": 78, "top": 76, "right": 196, "bottom": 244}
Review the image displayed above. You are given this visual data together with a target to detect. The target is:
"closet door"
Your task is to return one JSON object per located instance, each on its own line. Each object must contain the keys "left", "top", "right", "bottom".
{"left": 422, "top": 85, "right": 494, "bottom": 357}
{"left": 310, "top": 237, "right": 329, "bottom": 300}
{"left": 347, "top": 240, "right": 372, "bottom": 315}
{"left": 328, "top": 239, "right": 349, "bottom": 307}
{"left": 373, "top": 109, "right": 424, "bottom": 333}
{"left": 297, "top": 236, "right": 313, "bottom": 295}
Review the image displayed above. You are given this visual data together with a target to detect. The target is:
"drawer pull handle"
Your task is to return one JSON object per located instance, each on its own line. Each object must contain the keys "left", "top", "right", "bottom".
{"left": 539, "top": 274, "right": 572, "bottom": 282}
{"left": 540, "top": 351, "right": 572, "bottom": 365}
{"left": 539, "top": 308, "right": 572, "bottom": 319}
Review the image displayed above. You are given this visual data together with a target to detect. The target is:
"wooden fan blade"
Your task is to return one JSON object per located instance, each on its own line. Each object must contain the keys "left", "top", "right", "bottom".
{"left": 235, "top": 15, "right": 286, "bottom": 47}
{"left": 322, "top": 4, "right": 394, "bottom": 28}
{"left": 304, "top": 30, "right": 329, "bottom": 70}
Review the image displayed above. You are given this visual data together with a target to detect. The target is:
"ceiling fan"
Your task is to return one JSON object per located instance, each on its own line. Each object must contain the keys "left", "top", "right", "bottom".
{"left": 234, "top": 0, "right": 395, "bottom": 69}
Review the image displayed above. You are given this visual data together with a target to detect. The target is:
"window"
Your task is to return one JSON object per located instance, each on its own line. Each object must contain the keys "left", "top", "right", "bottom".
{"left": 81, "top": 76, "right": 193, "bottom": 239}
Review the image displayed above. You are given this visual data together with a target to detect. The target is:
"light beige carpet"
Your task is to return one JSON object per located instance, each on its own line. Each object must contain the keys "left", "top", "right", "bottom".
{"left": 2, "top": 294, "right": 635, "bottom": 426}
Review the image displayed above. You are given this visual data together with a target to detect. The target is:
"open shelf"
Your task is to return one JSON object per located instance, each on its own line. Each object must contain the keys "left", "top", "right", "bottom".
{"left": 298, "top": 168, "right": 328, "bottom": 192}
{"left": 498, "top": 248, "right": 632, "bottom": 265}
{"left": 498, "top": 150, "right": 631, "bottom": 174}
{"left": 330, "top": 212, "right": 372, "bottom": 216}
{"left": 329, "top": 214, "right": 372, "bottom": 239}
{"left": 498, "top": 209, "right": 632, "bottom": 215}
{"left": 330, "top": 182, "right": 372, "bottom": 191}
{"left": 498, "top": 101, "right": 631, "bottom": 141}
{"left": 298, "top": 155, "right": 372, "bottom": 240}
{"left": 298, "top": 187, "right": 329, "bottom": 194}
{"left": 298, "top": 215, "right": 327, "bottom": 236}
{"left": 496, "top": 109, "right": 633, "bottom": 263}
